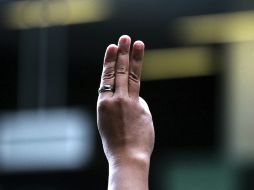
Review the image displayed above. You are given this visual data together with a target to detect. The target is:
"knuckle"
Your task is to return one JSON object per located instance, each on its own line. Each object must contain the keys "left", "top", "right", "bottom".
{"left": 116, "top": 65, "right": 127, "bottom": 75}
{"left": 113, "top": 96, "right": 128, "bottom": 106}
{"left": 128, "top": 71, "right": 139, "bottom": 83}
{"left": 97, "top": 98, "right": 112, "bottom": 111}
{"left": 102, "top": 67, "right": 115, "bottom": 80}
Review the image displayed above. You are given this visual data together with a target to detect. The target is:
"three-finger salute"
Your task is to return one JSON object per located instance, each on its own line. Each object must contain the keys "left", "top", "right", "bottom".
{"left": 97, "top": 35, "right": 154, "bottom": 190}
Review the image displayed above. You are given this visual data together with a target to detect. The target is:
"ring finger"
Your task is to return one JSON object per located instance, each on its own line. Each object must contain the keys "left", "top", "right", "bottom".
{"left": 99, "top": 44, "right": 118, "bottom": 98}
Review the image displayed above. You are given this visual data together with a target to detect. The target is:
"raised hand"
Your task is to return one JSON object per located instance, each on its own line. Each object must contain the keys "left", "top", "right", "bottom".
{"left": 97, "top": 35, "right": 154, "bottom": 190}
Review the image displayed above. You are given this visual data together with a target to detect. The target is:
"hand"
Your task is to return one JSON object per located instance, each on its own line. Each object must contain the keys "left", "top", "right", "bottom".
{"left": 97, "top": 35, "right": 154, "bottom": 190}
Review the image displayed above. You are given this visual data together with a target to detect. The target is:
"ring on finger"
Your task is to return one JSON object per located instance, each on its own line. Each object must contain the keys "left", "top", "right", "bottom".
{"left": 98, "top": 84, "right": 114, "bottom": 94}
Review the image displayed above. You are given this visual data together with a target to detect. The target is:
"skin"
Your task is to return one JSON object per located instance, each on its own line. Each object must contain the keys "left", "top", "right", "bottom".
{"left": 97, "top": 35, "right": 155, "bottom": 190}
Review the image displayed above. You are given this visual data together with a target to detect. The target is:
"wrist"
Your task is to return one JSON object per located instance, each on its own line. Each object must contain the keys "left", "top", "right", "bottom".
{"left": 108, "top": 151, "right": 151, "bottom": 169}
{"left": 108, "top": 152, "right": 151, "bottom": 190}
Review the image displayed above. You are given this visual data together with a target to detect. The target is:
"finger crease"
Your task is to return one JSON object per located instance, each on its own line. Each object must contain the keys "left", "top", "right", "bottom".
{"left": 116, "top": 70, "right": 128, "bottom": 75}
{"left": 118, "top": 51, "right": 129, "bottom": 55}
{"left": 102, "top": 73, "right": 115, "bottom": 80}
{"left": 129, "top": 73, "right": 139, "bottom": 82}
{"left": 105, "top": 60, "right": 116, "bottom": 65}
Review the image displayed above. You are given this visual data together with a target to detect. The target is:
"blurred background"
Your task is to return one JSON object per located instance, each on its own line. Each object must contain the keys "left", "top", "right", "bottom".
{"left": 0, "top": 0, "right": 254, "bottom": 189}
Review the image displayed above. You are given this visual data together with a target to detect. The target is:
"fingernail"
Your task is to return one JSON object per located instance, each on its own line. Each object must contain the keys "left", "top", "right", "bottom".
{"left": 121, "top": 37, "right": 128, "bottom": 44}
{"left": 135, "top": 41, "right": 144, "bottom": 49}
{"left": 119, "top": 35, "right": 130, "bottom": 45}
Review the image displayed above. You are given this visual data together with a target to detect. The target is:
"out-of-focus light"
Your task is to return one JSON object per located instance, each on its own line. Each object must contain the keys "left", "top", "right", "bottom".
{"left": 174, "top": 11, "right": 254, "bottom": 44}
{"left": 225, "top": 42, "right": 254, "bottom": 163}
{"left": 142, "top": 47, "right": 216, "bottom": 81}
{"left": 0, "top": 108, "right": 94, "bottom": 173}
{"left": 3, "top": 0, "right": 111, "bottom": 29}
{"left": 157, "top": 154, "right": 238, "bottom": 190}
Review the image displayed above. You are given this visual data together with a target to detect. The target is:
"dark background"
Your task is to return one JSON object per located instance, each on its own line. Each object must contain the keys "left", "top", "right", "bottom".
{"left": 0, "top": 0, "right": 254, "bottom": 189}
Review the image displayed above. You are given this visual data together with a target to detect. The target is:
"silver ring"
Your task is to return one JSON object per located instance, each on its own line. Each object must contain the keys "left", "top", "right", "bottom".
{"left": 98, "top": 84, "right": 114, "bottom": 94}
